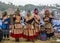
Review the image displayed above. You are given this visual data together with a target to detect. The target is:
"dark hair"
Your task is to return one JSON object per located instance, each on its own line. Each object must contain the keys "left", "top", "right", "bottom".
{"left": 27, "top": 10, "right": 30, "bottom": 13}
{"left": 41, "top": 25, "right": 44, "bottom": 27}
{"left": 2, "top": 11, "right": 7, "bottom": 17}
{"left": 27, "top": 10, "right": 31, "bottom": 16}
{"left": 34, "top": 8, "right": 38, "bottom": 11}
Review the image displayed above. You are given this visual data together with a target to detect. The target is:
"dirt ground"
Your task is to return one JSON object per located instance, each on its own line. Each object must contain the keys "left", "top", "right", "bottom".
{"left": 0, "top": 37, "right": 59, "bottom": 43}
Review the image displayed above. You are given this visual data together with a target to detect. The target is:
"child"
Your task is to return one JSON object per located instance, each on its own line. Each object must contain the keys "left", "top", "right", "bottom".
{"left": 40, "top": 25, "right": 47, "bottom": 41}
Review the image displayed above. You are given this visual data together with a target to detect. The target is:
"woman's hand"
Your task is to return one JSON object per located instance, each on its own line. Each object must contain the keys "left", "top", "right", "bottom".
{"left": 49, "top": 15, "right": 54, "bottom": 19}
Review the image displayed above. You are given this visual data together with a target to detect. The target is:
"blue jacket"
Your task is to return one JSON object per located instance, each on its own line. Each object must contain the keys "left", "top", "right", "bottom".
{"left": 2, "top": 18, "right": 10, "bottom": 30}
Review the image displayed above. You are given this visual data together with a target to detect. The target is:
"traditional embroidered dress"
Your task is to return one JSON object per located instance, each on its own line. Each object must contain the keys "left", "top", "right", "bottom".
{"left": 23, "top": 16, "right": 35, "bottom": 40}
{"left": 10, "top": 15, "right": 23, "bottom": 38}
{"left": 43, "top": 16, "right": 54, "bottom": 39}
{"left": 33, "top": 15, "right": 40, "bottom": 37}
{"left": 33, "top": 8, "right": 41, "bottom": 37}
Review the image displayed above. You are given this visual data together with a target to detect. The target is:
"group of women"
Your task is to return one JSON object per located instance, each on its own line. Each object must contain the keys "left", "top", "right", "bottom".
{"left": 2, "top": 8, "right": 54, "bottom": 42}
{"left": 10, "top": 8, "right": 41, "bottom": 41}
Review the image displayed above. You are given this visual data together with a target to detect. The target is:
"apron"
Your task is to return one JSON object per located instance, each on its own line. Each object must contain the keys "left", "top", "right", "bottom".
{"left": 11, "top": 22, "right": 23, "bottom": 38}
{"left": 34, "top": 22, "right": 40, "bottom": 37}
{"left": 28, "top": 24, "right": 35, "bottom": 40}
{"left": 45, "top": 23, "right": 53, "bottom": 34}
{"left": 23, "top": 23, "right": 35, "bottom": 40}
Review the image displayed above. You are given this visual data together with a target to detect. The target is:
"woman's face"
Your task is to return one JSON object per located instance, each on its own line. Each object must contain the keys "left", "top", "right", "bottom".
{"left": 34, "top": 10, "right": 38, "bottom": 14}
{"left": 16, "top": 15, "right": 20, "bottom": 20}
{"left": 45, "top": 11, "right": 49, "bottom": 14}
{"left": 27, "top": 12, "right": 30, "bottom": 16}
{"left": 45, "top": 11, "right": 50, "bottom": 17}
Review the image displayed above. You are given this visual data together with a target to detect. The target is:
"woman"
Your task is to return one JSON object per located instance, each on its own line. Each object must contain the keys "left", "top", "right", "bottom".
{"left": 2, "top": 12, "right": 10, "bottom": 40}
{"left": 33, "top": 8, "right": 40, "bottom": 38}
{"left": 43, "top": 10, "right": 54, "bottom": 39}
{"left": 0, "top": 28, "right": 3, "bottom": 42}
{"left": 0, "top": 16, "right": 3, "bottom": 41}
{"left": 10, "top": 13, "right": 23, "bottom": 42}
{"left": 23, "top": 10, "right": 35, "bottom": 41}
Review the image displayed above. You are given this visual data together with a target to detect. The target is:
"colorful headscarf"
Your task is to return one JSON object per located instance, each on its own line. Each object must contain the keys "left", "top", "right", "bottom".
{"left": 45, "top": 9, "right": 50, "bottom": 13}
{"left": 44, "top": 9, "right": 50, "bottom": 16}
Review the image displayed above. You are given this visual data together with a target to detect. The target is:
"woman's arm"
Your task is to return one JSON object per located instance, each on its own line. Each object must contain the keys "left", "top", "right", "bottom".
{"left": 49, "top": 14, "right": 54, "bottom": 19}
{"left": 34, "top": 15, "right": 40, "bottom": 24}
